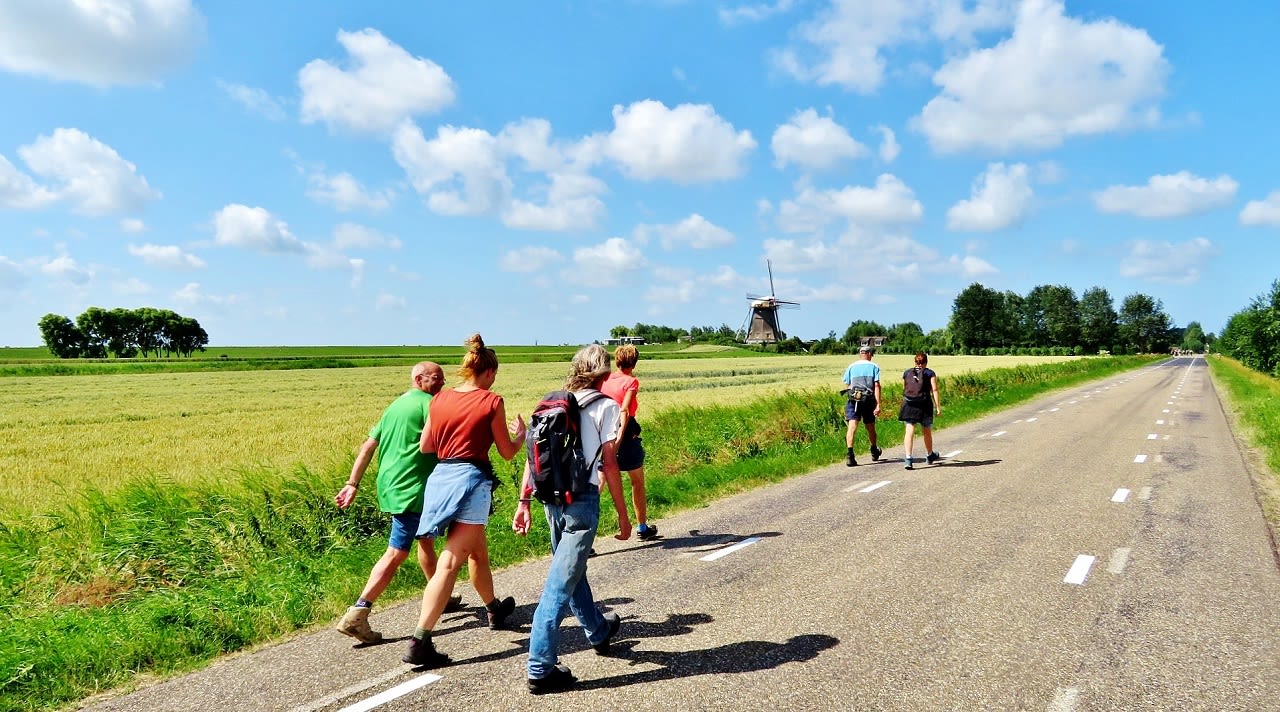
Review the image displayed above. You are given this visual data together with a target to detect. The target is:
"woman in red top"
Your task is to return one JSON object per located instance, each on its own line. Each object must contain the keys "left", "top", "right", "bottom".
{"left": 403, "top": 333, "right": 526, "bottom": 668}
{"left": 601, "top": 344, "right": 657, "bottom": 540}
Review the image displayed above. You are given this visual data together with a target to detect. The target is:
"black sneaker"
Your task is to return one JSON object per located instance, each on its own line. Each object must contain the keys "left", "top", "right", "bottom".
{"left": 486, "top": 596, "right": 515, "bottom": 629}
{"left": 846, "top": 453, "right": 857, "bottom": 467}
{"left": 592, "top": 611, "right": 621, "bottom": 655}
{"left": 926, "top": 451, "right": 940, "bottom": 465}
{"left": 528, "top": 665, "right": 577, "bottom": 694}
{"left": 637, "top": 524, "right": 659, "bottom": 540}
{"left": 444, "top": 593, "right": 464, "bottom": 613}
{"left": 904, "top": 458, "right": 914, "bottom": 470}
{"left": 402, "top": 637, "right": 450, "bottom": 668}
{"left": 870, "top": 445, "right": 883, "bottom": 462}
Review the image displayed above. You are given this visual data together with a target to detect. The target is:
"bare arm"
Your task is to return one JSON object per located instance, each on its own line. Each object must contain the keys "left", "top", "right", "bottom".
{"left": 490, "top": 397, "right": 526, "bottom": 460}
{"left": 873, "top": 379, "right": 882, "bottom": 412}
{"left": 336, "top": 437, "right": 377, "bottom": 508}
{"left": 418, "top": 415, "right": 435, "bottom": 454}
{"left": 615, "top": 389, "right": 635, "bottom": 445}
{"left": 931, "top": 375, "right": 942, "bottom": 413}
{"left": 512, "top": 461, "right": 535, "bottom": 536}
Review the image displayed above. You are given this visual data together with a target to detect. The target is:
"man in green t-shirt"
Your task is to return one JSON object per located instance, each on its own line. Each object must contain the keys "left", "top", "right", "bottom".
{"left": 334, "top": 361, "right": 462, "bottom": 643}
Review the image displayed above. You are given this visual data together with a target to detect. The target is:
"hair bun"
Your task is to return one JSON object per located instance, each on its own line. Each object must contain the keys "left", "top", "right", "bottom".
{"left": 465, "top": 333, "right": 485, "bottom": 352}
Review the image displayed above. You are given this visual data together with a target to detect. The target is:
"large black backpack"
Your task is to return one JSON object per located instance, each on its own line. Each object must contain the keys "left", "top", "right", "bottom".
{"left": 903, "top": 367, "right": 929, "bottom": 402}
{"left": 525, "top": 390, "right": 606, "bottom": 505}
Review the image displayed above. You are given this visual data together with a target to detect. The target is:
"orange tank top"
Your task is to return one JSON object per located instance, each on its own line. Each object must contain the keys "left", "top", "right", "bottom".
{"left": 428, "top": 388, "right": 502, "bottom": 462}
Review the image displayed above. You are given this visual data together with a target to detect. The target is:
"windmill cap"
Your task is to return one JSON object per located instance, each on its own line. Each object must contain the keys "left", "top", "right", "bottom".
{"left": 859, "top": 345, "right": 873, "bottom": 353}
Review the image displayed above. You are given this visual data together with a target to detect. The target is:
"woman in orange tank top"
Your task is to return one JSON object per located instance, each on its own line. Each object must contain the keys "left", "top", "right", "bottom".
{"left": 402, "top": 333, "right": 526, "bottom": 667}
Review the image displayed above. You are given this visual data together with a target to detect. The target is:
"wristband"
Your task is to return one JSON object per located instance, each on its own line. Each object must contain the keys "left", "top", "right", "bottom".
{"left": 518, "top": 498, "right": 532, "bottom": 504}
{"left": 345, "top": 481, "right": 359, "bottom": 489}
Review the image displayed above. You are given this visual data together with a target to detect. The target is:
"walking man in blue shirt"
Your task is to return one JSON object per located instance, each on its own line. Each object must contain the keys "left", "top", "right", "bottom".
{"left": 841, "top": 345, "right": 883, "bottom": 466}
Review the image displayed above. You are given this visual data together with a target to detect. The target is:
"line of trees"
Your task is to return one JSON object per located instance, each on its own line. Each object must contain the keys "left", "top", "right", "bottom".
{"left": 948, "top": 283, "right": 1192, "bottom": 355}
{"left": 1217, "top": 280, "right": 1280, "bottom": 376}
{"left": 38, "top": 307, "right": 209, "bottom": 359}
{"left": 610, "top": 323, "right": 741, "bottom": 345}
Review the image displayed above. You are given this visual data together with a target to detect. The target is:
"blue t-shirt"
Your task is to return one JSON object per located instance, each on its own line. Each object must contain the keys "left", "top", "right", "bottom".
{"left": 842, "top": 360, "right": 880, "bottom": 395}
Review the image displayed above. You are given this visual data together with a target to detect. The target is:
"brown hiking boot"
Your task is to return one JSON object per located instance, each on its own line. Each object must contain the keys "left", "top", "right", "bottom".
{"left": 336, "top": 606, "right": 382, "bottom": 643}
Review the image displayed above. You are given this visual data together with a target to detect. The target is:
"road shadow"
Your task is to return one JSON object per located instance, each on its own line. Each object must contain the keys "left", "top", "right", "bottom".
{"left": 591, "top": 530, "right": 783, "bottom": 559}
{"left": 931, "top": 459, "right": 1002, "bottom": 469}
{"left": 574, "top": 633, "right": 840, "bottom": 691}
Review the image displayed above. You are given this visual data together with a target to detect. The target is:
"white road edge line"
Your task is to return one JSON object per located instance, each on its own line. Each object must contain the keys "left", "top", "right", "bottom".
{"left": 1111, "top": 488, "right": 1130, "bottom": 503}
{"left": 1134, "top": 454, "right": 1147, "bottom": 463}
{"left": 944, "top": 450, "right": 962, "bottom": 458}
{"left": 336, "top": 672, "right": 442, "bottom": 712}
{"left": 842, "top": 480, "right": 873, "bottom": 493}
{"left": 1049, "top": 686, "right": 1081, "bottom": 712}
{"left": 700, "top": 536, "right": 762, "bottom": 562}
{"left": 293, "top": 669, "right": 410, "bottom": 712}
{"left": 992, "top": 431, "right": 1007, "bottom": 438}
{"left": 859, "top": 480, "right": 893, "bottom": 493}
{"left": 1107, "top": 548, "right": 1132, "bottom": 575}
{"left": 1064, "top": 555, "right": 1096, "bottom": 585}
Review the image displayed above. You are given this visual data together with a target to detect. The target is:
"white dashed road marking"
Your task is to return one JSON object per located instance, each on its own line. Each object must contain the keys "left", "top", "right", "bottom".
{"left": 1147, "top": 434, "right": 1158, "bottom": 440}
{"left": 944, "top": 450, "right": 962, "bottom": 458}
{"left": 700, "top": 536, "right": 762, "bottom": 562}
{"left": 842, "top": 480, "right": 873, "bottom": 493}
{"left": 1064, "top": 555, "right": 1096, "bottom": 585}
{"left": 859, "top": 480, "right": 892, "bottom": 493}
{"left": 1049, "top": 686, "right": 1081, "bottom": 712}
{"left": 992, "top": 431, "right": 1007, "bottom": 438}
{"left": 293, "top": 668, "right": 412, "bottom": 712}
{"left": 1111, "top": 489, "right": 1130, "bottom": 503}
{"left": 1107, "top": 548, "right": 1132, "bottom": 574}
{"left": 1134, "top": 454, "right": 1147, "bottom": 463}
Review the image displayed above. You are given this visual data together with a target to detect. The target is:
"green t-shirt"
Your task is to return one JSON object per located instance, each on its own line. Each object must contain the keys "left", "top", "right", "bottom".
{"left": 369, "top": 389, "right": 439, "bottom": 514}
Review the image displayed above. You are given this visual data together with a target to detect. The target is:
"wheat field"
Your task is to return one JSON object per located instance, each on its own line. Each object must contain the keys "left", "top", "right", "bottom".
{"left": 0, "top": 354, "right": 1075, "bottom": 516}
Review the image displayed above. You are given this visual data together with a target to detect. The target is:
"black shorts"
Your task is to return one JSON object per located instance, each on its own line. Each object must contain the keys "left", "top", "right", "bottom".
{"left": 845, "top": 398, "right": 877, "bottom": 423}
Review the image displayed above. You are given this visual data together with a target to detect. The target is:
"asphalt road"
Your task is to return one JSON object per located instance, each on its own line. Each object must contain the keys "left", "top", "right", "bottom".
{"left": 83, "top": 356, "right": 1280, "bottom": 712}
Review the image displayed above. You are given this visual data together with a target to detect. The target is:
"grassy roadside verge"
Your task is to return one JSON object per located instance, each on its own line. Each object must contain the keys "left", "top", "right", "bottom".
{"left": 0, "top": 355, "right": 1158, "bottom": 711}
{"left": 1205, "top": 356, "right": 1280, "bottom": 554}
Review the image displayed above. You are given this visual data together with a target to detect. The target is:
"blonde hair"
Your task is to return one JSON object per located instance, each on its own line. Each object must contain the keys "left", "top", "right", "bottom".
{"left": 457, "top": 333, "right": 499, "bottom": 381}
{"left": 614, "top": 344, "right": 639, "bottom": 370}
{"left": 565, "top": 344, "right": 612, "bottom": 391}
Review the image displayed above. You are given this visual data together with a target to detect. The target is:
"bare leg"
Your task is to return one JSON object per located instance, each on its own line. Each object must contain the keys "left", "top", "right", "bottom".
{"left": 466, "top": 543, "right": 495, "bottom": 604}
{"left": 628, "top": 466, "right": 648, "bottom": 524}
{"left": 357, "top": 547, "right": 410, "bottom": 603}
{"left": 846, "top": 419, "right": 859, "bottom": 448}
{"left": 415, "top": 523, "right": 486, "bottom": 631}
{"left": 922, "top": 426, "right": 934, "bottom": 456}
{"left": 903, "top": 423, "right": 916, "bottom": 462}
{"left": 865, "top": 421, "right": 878, "bottom": 449}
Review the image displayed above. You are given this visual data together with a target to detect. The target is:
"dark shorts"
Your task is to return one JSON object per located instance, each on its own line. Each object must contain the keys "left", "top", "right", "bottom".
{"left": 898, "top": 400, "right": 933, "bottom": 428}
{"left": 618, "top": 435, "right": 646, "bottom": 471}
{"left": 845, "top": 398, "right": 877, "bottom": 423}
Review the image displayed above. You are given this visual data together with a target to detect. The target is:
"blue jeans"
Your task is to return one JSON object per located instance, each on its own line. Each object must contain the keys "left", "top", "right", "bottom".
{"left": 527, "top": 492, "right": 609, "bottom": 679}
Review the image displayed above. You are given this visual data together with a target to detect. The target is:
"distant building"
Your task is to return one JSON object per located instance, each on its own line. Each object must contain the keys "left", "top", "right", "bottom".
{"left": 605, "top": 336, "right": 647, "bottom": 346}
{"left": 861, "top": 336, "right": 887, "bottom": 349}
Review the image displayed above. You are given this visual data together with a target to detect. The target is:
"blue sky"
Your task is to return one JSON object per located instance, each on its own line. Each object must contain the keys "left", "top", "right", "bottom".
{"left": 1, "top": 0, "right": 1277, "bottom": 347}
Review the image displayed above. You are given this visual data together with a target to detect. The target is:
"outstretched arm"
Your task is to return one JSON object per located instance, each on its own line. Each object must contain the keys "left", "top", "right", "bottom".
{"left": 490, "top": 398, "right": 526, "bottom": 460}
{"left": 336, "top": 437, "right": 377, "bottom": 508}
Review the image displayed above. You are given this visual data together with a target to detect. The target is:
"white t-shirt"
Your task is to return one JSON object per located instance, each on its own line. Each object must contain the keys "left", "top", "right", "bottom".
{"left": 574, "top": 388, "right": 620, "bottom": 487}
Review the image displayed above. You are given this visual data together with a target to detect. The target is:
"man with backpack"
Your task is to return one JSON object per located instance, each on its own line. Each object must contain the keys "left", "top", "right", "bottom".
{"left": 512, "top": 343, "right": 632, "bottom": 694}
{"left": 841, "top": 344, "right": 884, "bottom": 466}
{"left": 898, "top": 352, "right": 942, "bottom": 470}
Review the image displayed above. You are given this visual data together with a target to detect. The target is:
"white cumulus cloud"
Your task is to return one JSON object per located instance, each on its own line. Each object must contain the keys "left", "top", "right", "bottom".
{"left": 332, "top": 223, "right": 401, "bottom": 250}
{"left": 946, "top": 162, "right": 1033, "bottom": 231}
{"left": 299, "top": 28, "right": 455, "bottom": 134}
{"left": 306, "top": 170, "right": 393, "bottom": 212}
{"left": 16, "top": 128, "right": 159, "bottom": 215}
{"left": 917, "top": 0, "right": 1169, "bottom": 153}
{"left": 720, "top": 0, "right": 797, "bottom": 25}
{"left": 40, "top": 253, "right": 93, "bottom": 285}
{"left": 213, "top": 204, "right": 307, "bottom": 253}
{"left": 0, "top": 154, "right": 58, "bottom": 209}
{"left": 598, "top": 100, "right": 756, "bottom": 183}
{"left": 1093, "top": 172, "right": 1237, "bottom": 219}
{"left": 1240, "top": 190, "right": 1280, "bottom": 227}
{"left": 570, "top": 238, "right": 646, "bottom": 286}
{"left": 1120, "top": 237, "right": 1217, "bottom": 284}
{"left": 876, "top": 125, "right": 900, "bottom": 163}
{"left": 636, "top": 214, "right": 735, "bottom": 250}
{"left": 0, "top": 0, "right": 204, "bottom": 86}
{"left": 771, "top": 108, "right": 866, "bottom": 171}
{"left": 128, "top": 243, "right": 205, "bottom": 269}
{"left": 393, "top": 123, "right": 509, "bottom": 217}
{"left": 777, "top": 174, "right": 923, "bottom": 233}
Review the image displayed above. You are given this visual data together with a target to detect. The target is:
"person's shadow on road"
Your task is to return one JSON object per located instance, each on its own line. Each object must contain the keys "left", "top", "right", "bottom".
{"left": 931, "top": 458, "right": 1001, "bottom": 468}
{"left": 590, "top": 530, "right": 783, "bottom": 559}
{"left": 575, "top": 634, "right": 840, "bottom": 691}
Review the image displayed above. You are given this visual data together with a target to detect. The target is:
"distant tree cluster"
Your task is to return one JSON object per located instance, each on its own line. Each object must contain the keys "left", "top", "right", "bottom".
{"left": 38, "top": 307, "right": 209, "bottom": 359}
{"left": 610, "top": 323, "right": 740, "bottom": 345}
{"left": 1217, "top": 280, "right": 1280, "bottom": 376}
{"left": 948, "top": 283, "right": 1179, "bottom": 354}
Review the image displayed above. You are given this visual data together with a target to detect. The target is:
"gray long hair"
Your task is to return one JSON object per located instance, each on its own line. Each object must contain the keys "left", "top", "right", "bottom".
{"left": 565, "top": 344, "right": 612, "bottom": 391}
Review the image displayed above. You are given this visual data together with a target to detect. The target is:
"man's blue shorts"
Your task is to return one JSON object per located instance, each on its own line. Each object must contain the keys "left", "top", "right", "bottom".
{"left": 845, "top": 398, "right": 877, "bottom": 423}
{"left": 389, "top": 512, "right": 423, "bottom": 552}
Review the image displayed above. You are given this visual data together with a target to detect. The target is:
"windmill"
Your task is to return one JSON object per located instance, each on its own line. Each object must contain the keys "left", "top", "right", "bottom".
{"left": 742, "top": 260, "right": 800, "bottom": 344}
